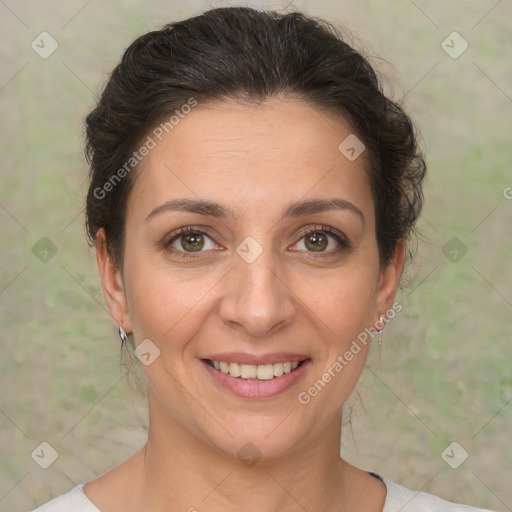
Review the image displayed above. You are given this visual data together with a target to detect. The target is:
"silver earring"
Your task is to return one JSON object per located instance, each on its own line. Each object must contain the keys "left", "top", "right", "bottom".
{"left": 378, "top": 315, "right": 385, "bottom": 347}
{"left": 119, "top": 323, "right": 129, "bottom": 347}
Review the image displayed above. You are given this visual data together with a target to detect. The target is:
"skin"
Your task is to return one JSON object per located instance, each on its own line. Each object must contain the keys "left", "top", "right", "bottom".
{"left": 87, "top": 96, "right": 405, "bottom": 512}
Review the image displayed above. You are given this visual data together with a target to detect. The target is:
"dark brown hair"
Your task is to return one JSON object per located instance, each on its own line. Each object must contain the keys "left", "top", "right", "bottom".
{"left": 85, "top": 6, "right": 426, "bottom": 268}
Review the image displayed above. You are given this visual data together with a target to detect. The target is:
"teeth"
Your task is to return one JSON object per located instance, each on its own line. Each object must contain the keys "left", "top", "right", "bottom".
{"left": 273, "top": 362, "right": 284, "bottom": 377}
{"left": 229, "top": 362, "right": 240, "bottom": 377}
{"left": 257, "top": 364, "right": 274, "bottom": 380}
{"left": 210, "top": 360, "right": 303, "bottom": 380}
{"left": 240, "top": 364, "right": 257, "bottom": 379}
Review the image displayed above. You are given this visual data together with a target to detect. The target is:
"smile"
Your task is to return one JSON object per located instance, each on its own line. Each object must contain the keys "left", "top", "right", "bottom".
{"left": 207, "top": 359, "right": 304, "bottom": 380}
{"left": 201, "top": 357, "right": 312, "bottom": 399}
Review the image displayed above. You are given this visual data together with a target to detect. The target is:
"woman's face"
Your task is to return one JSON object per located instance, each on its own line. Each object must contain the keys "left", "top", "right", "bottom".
{"left": 99, "top": 96, "right": 403, "bottom": 458}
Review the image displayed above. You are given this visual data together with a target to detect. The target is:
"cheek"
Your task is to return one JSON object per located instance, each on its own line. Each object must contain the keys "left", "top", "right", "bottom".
{"left": 292, "top": 268, "right": 377, "bottom": 419}
{"left": 293, "top": 263, "right": 378, "bottom": 340}
{"left": 125, "top": 250, "right": 379, "bottom": 348}
{"left": 121, "top": 247, "right": 379, "bottom": 437}
{"left": 124, "top": 259, "right": 224, "bottom": 351}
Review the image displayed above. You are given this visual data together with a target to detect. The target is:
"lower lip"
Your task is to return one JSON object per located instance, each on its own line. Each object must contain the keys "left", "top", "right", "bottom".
{"left": 201, "top": 359, "right": 311, "bottom": 399}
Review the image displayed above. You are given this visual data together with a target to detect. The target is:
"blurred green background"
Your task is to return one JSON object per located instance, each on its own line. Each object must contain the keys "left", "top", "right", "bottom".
{"left": 0, "top": 1, "right": 511, "bottom": 510}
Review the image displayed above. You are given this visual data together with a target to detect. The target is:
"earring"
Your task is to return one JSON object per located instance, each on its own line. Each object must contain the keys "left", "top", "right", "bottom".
{"left": 119, "top": 323, "right": 129, "bottom": 347}
{"left": 378, "top": 315, "right": 385, "bottom": 347}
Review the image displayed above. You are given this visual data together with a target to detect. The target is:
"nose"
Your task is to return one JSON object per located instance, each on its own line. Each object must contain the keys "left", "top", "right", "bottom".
{"left": 218, "top": 245, "right": 296, "bottom": 338}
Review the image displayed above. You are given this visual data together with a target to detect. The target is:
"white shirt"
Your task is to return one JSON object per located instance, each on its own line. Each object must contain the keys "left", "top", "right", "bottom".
{"left": 31, "top": 474, "right": 497, "bottom": 511}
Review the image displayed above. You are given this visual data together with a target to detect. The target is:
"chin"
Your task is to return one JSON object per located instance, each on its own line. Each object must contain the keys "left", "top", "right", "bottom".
{"left": 193, "top": 409, "right": 316, "bottom": 463}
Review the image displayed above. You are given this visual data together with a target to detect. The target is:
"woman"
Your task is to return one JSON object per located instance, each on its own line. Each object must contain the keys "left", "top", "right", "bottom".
{"left": 32, "top": 6, "right": 496, "bottom": 512}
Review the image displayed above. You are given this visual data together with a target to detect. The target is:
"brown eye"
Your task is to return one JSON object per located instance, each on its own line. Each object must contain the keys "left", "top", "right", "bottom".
{"left": 292, "top": 225, "right": 350, "bottom": 257}
{"left": 179, "top": 232, "right": 205, "bottom": 252}
{"left": 165, "top": 227, "right": 218, "bottom": 256}
{"left": 304, "top": 231, "right": 328, "bottom": 252}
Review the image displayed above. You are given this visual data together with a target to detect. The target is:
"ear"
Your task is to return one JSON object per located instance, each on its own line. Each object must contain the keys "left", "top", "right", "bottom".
{"left": 374, "top": 238, "right": 406, "bottom": 322}
{"left": 96, "top": 228, "right": 132, "bottom": 333}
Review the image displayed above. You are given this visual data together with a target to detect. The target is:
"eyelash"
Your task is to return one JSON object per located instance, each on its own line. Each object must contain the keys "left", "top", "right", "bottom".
{"left": 163, "top": 225, "right": 350, "bottom": 260}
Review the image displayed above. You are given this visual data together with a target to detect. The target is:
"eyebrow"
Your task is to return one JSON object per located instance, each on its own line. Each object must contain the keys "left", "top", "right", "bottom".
{"left": 145, "top": 197, "right": 364, "bottom": 224}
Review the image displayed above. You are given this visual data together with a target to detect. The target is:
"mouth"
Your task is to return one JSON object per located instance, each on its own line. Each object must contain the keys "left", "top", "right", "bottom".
{"left": 204, "top": 359, "right": 308, "bottom": 380}
{"left": 200, "top": 357, "right": 312, "bottom": 399}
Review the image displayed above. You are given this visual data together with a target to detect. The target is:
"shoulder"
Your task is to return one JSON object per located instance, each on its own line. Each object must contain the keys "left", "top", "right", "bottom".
{"left": 380, "top": 476, "right": 497, "bottom": 512}
{"left": 31, "top": 484, "right": 101, "bottom": 512}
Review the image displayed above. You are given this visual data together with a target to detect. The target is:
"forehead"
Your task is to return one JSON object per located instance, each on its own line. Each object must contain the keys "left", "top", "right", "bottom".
{"left": 129, "top": 96, "right": 372, "bottom": 218}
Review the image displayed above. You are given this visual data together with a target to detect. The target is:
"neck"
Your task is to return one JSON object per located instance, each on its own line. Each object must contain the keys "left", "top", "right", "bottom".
{"left": 134, "top": 407, "right": 353, "bottom": 512}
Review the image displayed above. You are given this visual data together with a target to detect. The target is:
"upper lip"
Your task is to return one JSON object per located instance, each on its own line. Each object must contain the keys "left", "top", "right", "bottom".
{"left": 203, "top": 352, "right": 310, "bottom": 365}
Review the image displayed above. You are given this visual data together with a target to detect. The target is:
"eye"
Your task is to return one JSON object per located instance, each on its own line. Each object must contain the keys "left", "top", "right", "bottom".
{"left": 163, "top": 224, "right": 350, "bottom": 259}
{"left": 165, "top": 227, "right": 220, "bottom": 258}
{"left": 291, "top": 225, "right": 350, "bottom": 257}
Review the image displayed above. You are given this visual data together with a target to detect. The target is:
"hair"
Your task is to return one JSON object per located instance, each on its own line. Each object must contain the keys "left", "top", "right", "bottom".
{"left": 85, "top": 6, "right": 426, "bottom": 270}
